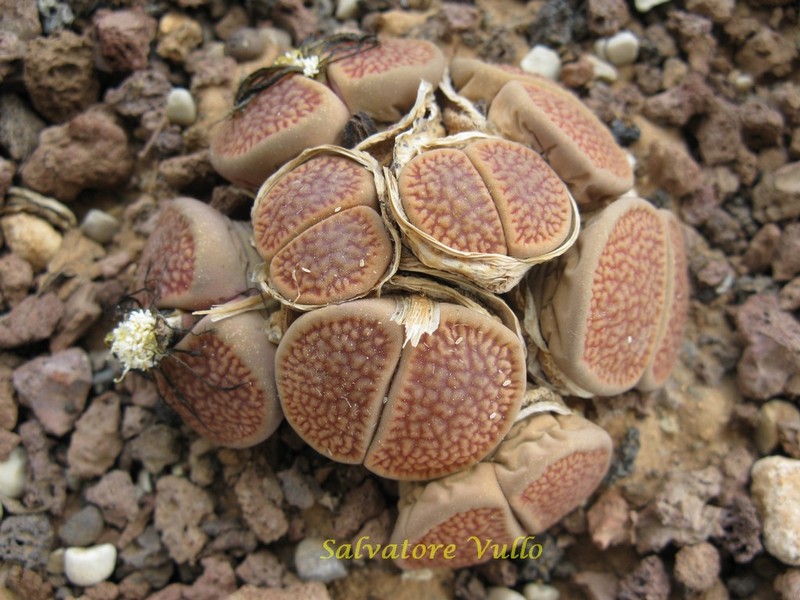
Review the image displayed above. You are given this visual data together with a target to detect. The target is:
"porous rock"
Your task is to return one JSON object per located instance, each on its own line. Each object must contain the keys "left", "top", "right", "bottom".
{"left": 12, "top": 347, "right": 91, "bottom": 436}
{"left": 646, "top": 137, "right": 702, "bottom": 197}
{"left": 586, "top": 0, "right": 630, "bottom": 36}
{"left": 774, "top": 224, "right": 800, "bottom": 281}
{"left": 20, "top": 108, "right": 134, "bottom": 202}
{"left": 0, "top": 252, "right": 33, "bottom": 308}
{"left": 23, "top": 30, "right": 99, "bottom": 123}
{"left": 734, "top": 293, "right": 800, "bottom": 400}
{"left": 643, "top": 73, "right": 711, "bottom": 127}
{"left": 740, "top": 97, "right": 785, "bottom": 150}
{"left": 781, "top": 278, "right": 800, "bottom": 311}
{"left": 67, "top": 392, "right": 123, "bottom": 479}
{"left": 227, "top": 583, "right": 331, "bottom": 600}
{"left": 696, "top": 99, "right": 741, "bottom": 166}
{"left": 234, "top": 461, "right": 289, "bottom": 544}
{"left": 93, "top": 8, "right": 157, "bottom": 72}
{"left": 753, "top": 161, "right": 800, "bottom": 223}
{"left": 155, "top": 475, "right": 214, "bottom": 564}
{"left": 618, "top": 555, "right": 669, "bottom": 600}
{"left": 85, "top": 470, "right": 140, "bottom": 529}
{"left": 751, "top": 456, "right": 800, "bottom": 565}
{"left": 0, "top": 514, "right": 54, "bottom": 569}
{"left": 156, "top": 12, "right": 203, "bottom": 63}
{"left": 742, "top": 223, "right": 780, "bottom": 273}
{"left": 128, "top": 424, "right": 182, "bottom": 475}
{"left": 735, "top": 28, "right": 797, "bottom": 79}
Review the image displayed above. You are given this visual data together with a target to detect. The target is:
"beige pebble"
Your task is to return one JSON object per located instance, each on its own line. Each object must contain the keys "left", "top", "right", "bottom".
{"left": 64, "top": 543, "right": 117, "bottom": 586}
{"left": 756, "top": 400, "right": 800, "bottom": 455}
{"left": 520, "top": 45, "right": 562, "bottom": 80}
{"left": 156, "top": 12, "right": 202, "bottom": 63}
{"left": 751, "top": 456, "right": 800, "bottom": 566}
{"left": 165, "top": 88, "right": 197, "bottom": 127}
{"left": 1, "top": 212, "right": 62, "bottom": 271}
{"left": 80, "top": 208, "right": 120, "bottom": 244}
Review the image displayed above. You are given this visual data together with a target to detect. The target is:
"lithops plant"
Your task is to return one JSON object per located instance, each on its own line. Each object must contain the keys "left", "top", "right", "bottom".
{"left": 391, "top": 412, "right": 612, "bottom": 569}
{"left": 274, "top": 286, "right": 527, "bottom": 481}
{"left": 251, "top": 146, "right": 400, "bottom": 308}
{"left": 448, "top": 57, "right": 634, "bottom": 207}
{"left": 134, "top": 197, "right": 260, "bottom": 311}
{"left": 525, "top": 196, "right": 688, "bottom": 397}
{"left": 388, "top": 131, "right": 579, "bottom": 292}
{"left": 210, "top": 34, "right": 446, "bottom": 189}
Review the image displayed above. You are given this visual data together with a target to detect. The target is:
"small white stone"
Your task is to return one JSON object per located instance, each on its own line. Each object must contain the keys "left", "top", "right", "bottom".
{"left": 635, "top": 0, "right": 671, "bottom": 12}
{"left": 165, "top": 88, "right": 197, "bottom": 127}
{"left": 295, "top": 538, "right": 348, "bottom": 582}
{"left": 80, "top": 209, "right": 120, "bottom": 244}
{"left": 0, "top": 446, "right": 27, "bottom": 499}
{"left": 520, "top": 45, "right": 562, "bottom": 80}
{"left": 603, "top": 31, "right": 639, "bottom": 66}
{"left": 335, "top": 0, "right": 360, "bottom": 20}
{"left": 729, "top": 70, "right": 755, "bottom": 93}
{"left": 487, "top": 587, "right": 526, "bottom": 600}
{"left": 64, "top": 543, "right": 117, "bottom": 587}
{"left": 523, "top": 582, "right": 560, "bottom": 600}
{"left": 586, "top": 55, "right": 618, "bottom": 83}
{"left": 751, "top": 456, "right": 800, "bottom": 566}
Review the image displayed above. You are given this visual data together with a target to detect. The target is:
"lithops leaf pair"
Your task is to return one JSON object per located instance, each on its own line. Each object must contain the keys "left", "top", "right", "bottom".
{"left": 448, "top": 58, "right": 634, "bottom": 208}
{"left": 109, "top": 197, "right": 283, "bottom": 447}
{"left": 274, "top": 285, "right": 527, "bottom": 481}
{"left": 387, "top": 131, "right": 580, "bottom": 292}
{"left": 251, "top": 146, "right": 400, "bottom": 309}
{"left": 390, "top": 412, "right": 612, "bottom": 569}
{"left": 210, "top": 35, "right": 446, "bottom": 189}
{"left": 526, "top": 196, "right": 690, "bottom": 397}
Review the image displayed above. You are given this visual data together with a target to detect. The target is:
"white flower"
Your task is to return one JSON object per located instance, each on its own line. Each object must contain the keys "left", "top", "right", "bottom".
{"left": 277, "top": 50, "right": 321, "bottom": 78}
{"left": 106, "top": 309, "right": 171, "bottom": 379}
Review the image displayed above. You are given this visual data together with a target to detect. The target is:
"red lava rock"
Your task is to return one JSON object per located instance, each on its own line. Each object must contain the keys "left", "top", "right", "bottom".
{"left": 332, "top": 479, "right": 386, "bottom": 539}
{"left": 128, "top": 424, "right": 182, "bottom": 475}
{"left": 12, "top": 347, "right": 91, "bottom": 437}
{"left": 774, "top": 223, "right": 800, "bottom": 281}
{"left": 780, "top": 278, "right": 800, "bottom": 311}
{"left": 67, "top": 392, "right": 123, "bottom": 479}
{"left": 685, "top": 0, "right": 734, "bottom": 22}
{"left": 673, "top": 542, "right": 720, "bottom": 592}
{"left": 182, "top": 555, "right": 237, "bottom": 599}
{"left": 643, "top": 74, "right": 712, "bottom": 127}
{"left": 155, "top": 475, "right": 214, "bottom": 564}
{"left": 742, "top": 223, "right": 781, "bottom": 273}
{"left": 438, "top": 3, "right": 483, "bottom": 32}
{"left": 618, "top": 555, "right": 670, "bottom": 600}
{"left": 18, "top": 420, "right": 67, "bottom": 513}
{"left": 703, "top": 207, "right": 747, "bottom": 255}
{"left": 93, "top": 9, "right": 157, "bottom": 73}
{"left": 0, "top": 292, "right": 64, "bottom": 350}
{"left": 681, "top": 183, "right": 722, "bottom": 226}
{"left": 587, "top": 488, "right": 632, "bottom": 549}
{"left": 753, "top": 161, "right": 800, "bottom": 223}
{"left": 696, "top": 99, "right": 741, "bottom": 166}
{"left": 646, "top": 137, "right": 703, "bottom": 197}
{"left": 158, "top": 149, "right": 216, "bottom": 191}
{"left": 23, "top": 30, "right": 99, "bottom": 123}
{"left": 586, "top": 0, "right": 630, "bottom": 35}
{"left": 667, "top": 11, "right": 716, "bottom": 74}
{"left": 734, "top": 293, "right": 800, "bottom": 400}
{"left": 683, "top": 225, "right": 736, "bottom": 292}
{"left": 234, "top": 461, "right": 289, "bottom": 545}
{"left": 20, "top": 108, "right": 134, "bottom": 202}
{"left": 50, "top": 283, "right": 103, "bottom": 352}
{"left": 736, "top": 27, "right": 798, "bottom": 79}
{"left": 234, "top": 550, "right": 288, "bottom": 588}
{"left": 104, "top": 70, "right": 173, "bottom": 120}
{"left": 0, "top": 252, "right": 33, "bottom": 309}
{"left": 740, "top": 97, "right": 785, "bottom": 150}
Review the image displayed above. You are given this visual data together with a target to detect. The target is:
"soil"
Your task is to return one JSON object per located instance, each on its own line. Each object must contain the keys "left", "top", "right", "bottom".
{"left": 1, "top": 0, "right": 799, "bottom": 599}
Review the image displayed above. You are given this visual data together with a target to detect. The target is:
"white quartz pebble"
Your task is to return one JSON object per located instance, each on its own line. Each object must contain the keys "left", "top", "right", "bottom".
{"left": 165, "top": 88, "right": 197, "bottom": 127}
{"left": 487, "top": 587, "right": 526, "bottom": 600}
{"left": 64, "top": 543, "right": 117, "bottom": 587}
{"left": 520, "top": 45, "right": 562, "bottom": 81}
{"left": 80, "top": 209, "right": 120, "bottom": 244}
{"left": 295, "top": 538, "right": 348, "bottom": 582}
{"left": 635, "top": 0, "right": 671, "bottom": 12}
{"left": 586, "top": 55, "right": 618, "bottom": 83}
{"left": 523, "top": 582, "right": 560, "bottom": 600}
{"left": 602, "top": 31, "right": 640, "bottom": 66}
{"left": 0, "top": 446, "right": 27, "bottom": 499}
{"left": 751, "top": 456, "right": 800, "bottom": 566}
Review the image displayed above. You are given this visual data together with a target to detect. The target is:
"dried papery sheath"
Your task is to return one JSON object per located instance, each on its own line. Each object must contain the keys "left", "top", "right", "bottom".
{"left": 386, "top": 131, "right": 580, "bottom": 293}
{"left": 251, "top": 145, "right": 401, "bottom": 310}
